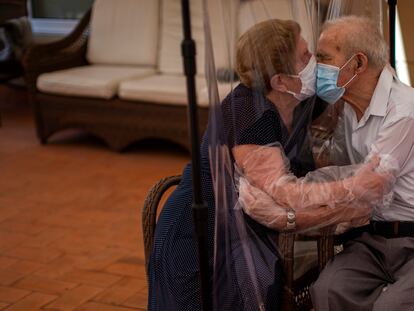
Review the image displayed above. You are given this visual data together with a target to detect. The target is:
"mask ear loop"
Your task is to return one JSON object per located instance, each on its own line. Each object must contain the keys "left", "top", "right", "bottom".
{"left": 280, "top": 73, "right": 301, "bottom": 97}
{"left": 339, "top": 54, "right": 357, "bottom": 70}
{"left": 339, "top": 54, "right": 358, "bottom": 88}
{"left": 342, "top": 73, "right": 357, "bottom": 88}
{"left": 285, "top": 90, "right": 299, "bottom": 97}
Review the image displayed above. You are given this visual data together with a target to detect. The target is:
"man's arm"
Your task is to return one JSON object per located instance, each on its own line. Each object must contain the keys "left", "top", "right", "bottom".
{"left": 369, "top": 117, "right": 414, "bottom": 178}
{"left": 233, "top": 144, "right": 389, "bottom": 210}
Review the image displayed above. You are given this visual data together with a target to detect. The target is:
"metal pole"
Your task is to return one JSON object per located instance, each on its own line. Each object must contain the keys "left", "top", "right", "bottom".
{"left": 388, "top": 0, "right": 397, "bottom": 69}
{"left": 180, "top": 0, "right": 211, "bottom": 310}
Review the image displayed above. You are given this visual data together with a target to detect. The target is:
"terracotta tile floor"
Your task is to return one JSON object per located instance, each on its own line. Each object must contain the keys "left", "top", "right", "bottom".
{"left": 0, "top": 84, "right": 190, "bottom": 310}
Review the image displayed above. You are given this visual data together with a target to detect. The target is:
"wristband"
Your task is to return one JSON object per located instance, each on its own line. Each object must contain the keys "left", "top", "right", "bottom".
{"left": 286, "top": 208, "right": 296, "bottom": 230}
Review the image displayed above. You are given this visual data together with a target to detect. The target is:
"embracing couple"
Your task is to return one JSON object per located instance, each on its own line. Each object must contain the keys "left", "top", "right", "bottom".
{"left": 149, "top": 15, "right": 414, "bottom": 311}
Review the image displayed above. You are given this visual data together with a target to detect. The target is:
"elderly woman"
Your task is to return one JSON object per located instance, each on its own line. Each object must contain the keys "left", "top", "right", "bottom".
{"left": 148, "top": 19, "right": 389, "bottom": 311}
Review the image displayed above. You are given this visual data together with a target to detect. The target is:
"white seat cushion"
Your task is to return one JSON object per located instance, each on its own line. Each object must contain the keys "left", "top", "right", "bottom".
{"left": 119, "top": 75, "right": 205, "bottom": 106}
{"left": 37, "top": 65, "right": 155, "bottom": 99}
{"left": 87, "top": 0, "right": 160, "bottom": 66}
{"left": 119, "top": 74, "right": 232, "bottom": 107}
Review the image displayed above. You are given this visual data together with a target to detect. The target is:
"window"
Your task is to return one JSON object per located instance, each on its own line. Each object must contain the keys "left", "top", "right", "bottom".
{"left": 29, "top": 0, "right": 94, "bottom": 35}
{"left": 396, "top": 8, "right": 411, "bottom": 86}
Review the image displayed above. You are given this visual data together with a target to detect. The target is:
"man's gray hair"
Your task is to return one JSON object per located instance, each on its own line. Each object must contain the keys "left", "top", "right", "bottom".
{"left": 322, "top": 16, "right": 388, "bottom": 69}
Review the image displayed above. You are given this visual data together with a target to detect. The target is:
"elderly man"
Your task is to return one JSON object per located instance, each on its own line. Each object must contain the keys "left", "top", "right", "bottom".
{"left": 311, "top": 16, "right": 414, "bottom": 311}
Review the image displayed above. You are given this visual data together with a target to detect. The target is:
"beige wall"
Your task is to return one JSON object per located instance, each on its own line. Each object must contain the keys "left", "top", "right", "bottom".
{"left": 396, "top": 0, "right": 414, "bottom": 85}
{"left": 382, "top": 0, "right": 413, "bottom": 85}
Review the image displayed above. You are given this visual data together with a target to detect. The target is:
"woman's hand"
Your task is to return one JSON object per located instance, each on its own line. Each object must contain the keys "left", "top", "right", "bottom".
{"left": 239, "top": 177, "right": 288, "bottom": 230}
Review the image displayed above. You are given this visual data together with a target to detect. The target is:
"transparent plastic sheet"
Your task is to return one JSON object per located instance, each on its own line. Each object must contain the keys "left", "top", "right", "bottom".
{"left": 237, "top": 143, "right": 397, "bottom": 234}
{"left": 201, "top": 0, "right": 386, "bottom": 309}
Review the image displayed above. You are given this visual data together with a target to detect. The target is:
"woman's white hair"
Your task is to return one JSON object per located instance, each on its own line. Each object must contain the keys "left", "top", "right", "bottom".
{"left": 322, "top": 16, "right": 388, "bottom": 69}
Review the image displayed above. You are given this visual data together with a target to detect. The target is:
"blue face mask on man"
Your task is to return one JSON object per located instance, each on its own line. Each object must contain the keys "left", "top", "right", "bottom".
{"left": 316, "top": 55, "right": 358, "bottom": 104}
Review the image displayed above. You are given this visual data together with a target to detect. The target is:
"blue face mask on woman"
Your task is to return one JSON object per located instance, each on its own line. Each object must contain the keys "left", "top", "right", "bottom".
{"left": 316, "top": 55, "right": 357, "bottom": 104}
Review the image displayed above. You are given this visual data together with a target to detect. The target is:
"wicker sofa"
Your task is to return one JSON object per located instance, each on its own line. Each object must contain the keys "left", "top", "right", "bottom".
{"left": 23, "top": 0, "right": 313, "bottom": 151}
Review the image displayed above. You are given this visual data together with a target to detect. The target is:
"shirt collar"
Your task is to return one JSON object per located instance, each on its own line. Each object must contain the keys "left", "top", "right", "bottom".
{"left": 365, "top": 66, "right": 394, "bottom": 118}
{"left": 350, "top": 66, "right": 393, "bottom": 130}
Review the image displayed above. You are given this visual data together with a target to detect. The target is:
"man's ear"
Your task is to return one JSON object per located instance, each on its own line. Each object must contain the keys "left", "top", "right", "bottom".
{"left": 355, "top": 52, "right": 368, "bottom": 74}
{"left": 270, "top": 74, "right": 288, "bottom": 92}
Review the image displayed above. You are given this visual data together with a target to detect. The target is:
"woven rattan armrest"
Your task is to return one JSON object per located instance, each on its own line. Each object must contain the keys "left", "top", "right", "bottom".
{"left": 22, "top": 9, "right": 91, "bottom": 92}
{"left": 142, "top": 175, "right": 182, "bottom": 276}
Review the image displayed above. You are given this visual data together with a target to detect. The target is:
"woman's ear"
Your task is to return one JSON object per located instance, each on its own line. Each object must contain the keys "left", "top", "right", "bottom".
{"left": 270, "top": 74, "right": 288, "bottom": 92}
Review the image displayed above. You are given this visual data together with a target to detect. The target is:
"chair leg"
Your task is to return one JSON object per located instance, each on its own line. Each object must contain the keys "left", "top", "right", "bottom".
{"left": 279, "top": 232, "right": 296, "bottom": 311}
{"left": 317, "top": 233, "right": 335, "bottom": 271}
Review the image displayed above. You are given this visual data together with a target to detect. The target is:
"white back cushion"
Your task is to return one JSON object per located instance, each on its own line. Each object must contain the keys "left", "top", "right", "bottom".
{"left": 238, "top": 0, "right": 316, "bottom": 52}
{"left": 158, "top": 0, "right": 238, "bottom": 75}
{"left": 238, "top": 0, "right": 291, "bottom": 35}
{"left": 87, "top": 0, "right": 160, "bottom": 66}
{"left": 158, "top": 0, "right": 203, "bottom": 75}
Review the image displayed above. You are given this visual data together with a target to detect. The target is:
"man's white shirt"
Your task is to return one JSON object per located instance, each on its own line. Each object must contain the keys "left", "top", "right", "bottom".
{"left": 331, "top": 66, "right": 414, "bottom": 221}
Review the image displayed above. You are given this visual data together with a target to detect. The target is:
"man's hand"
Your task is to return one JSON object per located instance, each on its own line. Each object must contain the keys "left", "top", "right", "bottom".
{"left": 345, "top": 155, "right": 394, "bottom": 202}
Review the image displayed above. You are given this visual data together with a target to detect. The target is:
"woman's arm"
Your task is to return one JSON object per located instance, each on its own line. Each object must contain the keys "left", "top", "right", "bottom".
{"left": 239, "top": 177, "right": 371, "bottom": 232}
{"left": 233, "top": 144, "right": 390, "bottom": 210}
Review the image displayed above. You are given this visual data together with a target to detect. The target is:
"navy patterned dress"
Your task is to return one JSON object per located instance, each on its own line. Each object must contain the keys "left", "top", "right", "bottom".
{"left": 148, "top": 84, "right": 315, "bottom": 310}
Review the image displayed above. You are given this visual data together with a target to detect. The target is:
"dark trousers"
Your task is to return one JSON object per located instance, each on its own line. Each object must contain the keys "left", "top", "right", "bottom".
{"left": 310, "top": 232, "right": 414, "bottom": 311}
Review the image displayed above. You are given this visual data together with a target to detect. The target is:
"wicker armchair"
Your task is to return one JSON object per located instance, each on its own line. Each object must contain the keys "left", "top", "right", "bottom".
{"left": 0, "top": 0, "right": 30, "bottom": 82}
{"left": 22, "top": 8, "right": 208, "bottom": 151}
{"left": 142, "top": 175, "right": 338, "bottom": 311}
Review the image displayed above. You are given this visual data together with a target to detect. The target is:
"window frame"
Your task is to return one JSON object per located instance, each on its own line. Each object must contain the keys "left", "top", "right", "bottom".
{"left": 27, "top": 0, "right": 84, "bottom": 35}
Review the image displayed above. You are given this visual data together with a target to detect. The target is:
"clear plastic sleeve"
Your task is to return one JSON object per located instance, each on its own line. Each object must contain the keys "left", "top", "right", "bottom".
{"left": 236, "top": 142, "right": 397, "bottom": 233}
